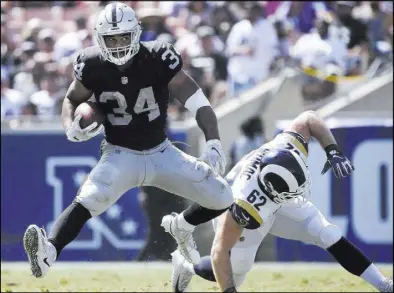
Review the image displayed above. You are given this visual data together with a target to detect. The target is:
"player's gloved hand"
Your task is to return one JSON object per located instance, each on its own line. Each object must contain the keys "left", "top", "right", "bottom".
{"left": 66, "top": 114, "right": 104, "bottom": 142}
{"left": 321, "top": 144, "right": 354, "bottom": 178}
{"left": 199, "top": 139, "right": 226, "bottom": 176}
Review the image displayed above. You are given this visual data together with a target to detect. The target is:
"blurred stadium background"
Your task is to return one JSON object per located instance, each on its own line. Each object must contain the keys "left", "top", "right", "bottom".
{"left": 1, "top": 0, "right": 393, "bottom": 290}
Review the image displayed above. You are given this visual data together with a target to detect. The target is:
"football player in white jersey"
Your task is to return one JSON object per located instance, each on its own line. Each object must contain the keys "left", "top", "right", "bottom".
{"left": 168, "top": 110, "right": 393, "bottom": 293}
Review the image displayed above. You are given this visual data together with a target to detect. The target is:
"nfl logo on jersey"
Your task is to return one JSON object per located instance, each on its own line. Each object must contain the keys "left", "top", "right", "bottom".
{"left": 121, "top": 76, "right": 128, "bottom": 85}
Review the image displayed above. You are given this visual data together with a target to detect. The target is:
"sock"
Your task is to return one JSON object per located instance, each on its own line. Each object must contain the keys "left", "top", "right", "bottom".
{"left": 360, "top": 264, "right": 387, "bottom": 290}
{"left": 48, "top": 201, "right": 92, "bottom": 259}
{"left": 46, "top": 241, "right": 57, "bottom": 266}
{"left": 182, "top": 202, "right": 228, "bottom": 226}
{"left": 327, "top": 237, "right": 372, "bottom": 276}
{"left": 177, "top": 212, "right": 196, "bottom": 232}
{"left": 193, "top": 256, "right": 216, "bottom": 282}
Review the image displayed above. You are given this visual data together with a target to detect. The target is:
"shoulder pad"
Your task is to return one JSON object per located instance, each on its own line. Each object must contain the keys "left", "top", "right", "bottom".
{"left": 272, "top": 131, "right": 309, "bottom": 158}
{"left": 141, "top": 41, "right": 182, "bottom": 83}
{"left": 73, "top": 46, "right": 102, "bottom": 86}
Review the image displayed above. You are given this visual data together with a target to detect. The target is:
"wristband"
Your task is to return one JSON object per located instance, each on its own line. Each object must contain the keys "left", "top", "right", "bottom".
{"left": 324, "top": 144, "right": 340, "bottom": 156}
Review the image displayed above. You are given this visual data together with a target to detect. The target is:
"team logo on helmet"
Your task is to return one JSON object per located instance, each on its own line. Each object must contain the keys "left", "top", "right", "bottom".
{"left": 258, "top": 149, "right": 311, "bottom": 204}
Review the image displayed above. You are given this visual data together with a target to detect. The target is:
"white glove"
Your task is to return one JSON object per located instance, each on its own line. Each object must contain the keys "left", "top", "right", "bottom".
{"left": 66, "top": 114, "right": 104, "bottom": 142}
{"left": 199, "top": 139, "right": 226, "bottom": 176}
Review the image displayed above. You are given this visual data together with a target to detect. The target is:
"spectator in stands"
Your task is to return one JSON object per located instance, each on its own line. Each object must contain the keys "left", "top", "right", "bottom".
{"left": 291, "top": 16, "right": 344, "bottom": 102}
{"left": 229, "top": 116, "right": 266, "bottom": 170}
{"left": 11, "top": 41, "right": 37, "bottom": 85}
{"left": 54, "top": 15, "right": 89, "bottom": 61}
{"left": 12, "top": 58, "right": 41, "bottom": 101}
{"left": 1, "top": 68, "right": 27, "bottom": 121}
{"left": 21, "top": 18, "right": 44, "bottom": 44}
{"left": 368, "top": 2, "right": 392, "bottom": 60}
{"left": 184, "top": 1, "right": 213, "bottom": 32}
{"left": 138, "top": 7, "right": 173, "bottom": 42}
{"left": 29, "top": 69, "right": 63, "bottom": 120}
{"left": 226, "top": 2, "right": 279, "bottom": 97}
{"left": 192, "top": 25, "right": 228, "bottom": 105}
{"left": 1, "top": 16, "right": 17, "bottom": 85}
{"left": 209, "top": 3, "right": 238, "bottom": 43}
{"left": 335, "top": 2, "right": 369, "bottom": 75}
{"left": 35, "top": 28, "right": 57, "bottom": 63}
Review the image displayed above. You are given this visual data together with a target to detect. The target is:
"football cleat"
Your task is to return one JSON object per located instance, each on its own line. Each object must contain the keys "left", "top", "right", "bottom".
{"left": 23, "top": 225, "right": 52, "bottom": 278}
{"left": 378, "top": 276, "right": 393, "bottom": 292}
{"left": 171, "top": 250, "right": 193, "bottom": 292}
{"left": 161, "top": 213, "right": 200, "bottom": 264}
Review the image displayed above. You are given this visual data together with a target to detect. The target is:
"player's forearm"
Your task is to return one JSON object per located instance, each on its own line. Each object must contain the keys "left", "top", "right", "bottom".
{"left": 61, "top": 98, "right": 77, "bottom": 131}
{"left": 61, "top": 79, "right": 92, "bottom": 131}
{"left": 211, "top": 249, "right": 236, "bottom": 292}
{"left": 307, "top": 111, "right": 337, "bottom": 148}
{"left": 196, "top": 106, "right": 220, "bottom": 141}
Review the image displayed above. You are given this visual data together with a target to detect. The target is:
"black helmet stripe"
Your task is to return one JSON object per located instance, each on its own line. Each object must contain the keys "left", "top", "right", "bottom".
{"left": 277, "top": 155, "right": 306, "bottom": 186}
{"left": 111, "top": 2, "right": 118, "bottom": 28}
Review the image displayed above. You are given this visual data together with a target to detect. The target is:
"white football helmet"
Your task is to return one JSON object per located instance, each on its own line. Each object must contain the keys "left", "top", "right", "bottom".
{"left": 258, "top": 148, "right": 311, "bottom": 204}
{"left": 94, "top": 2, "right": 142, "bottom": 65}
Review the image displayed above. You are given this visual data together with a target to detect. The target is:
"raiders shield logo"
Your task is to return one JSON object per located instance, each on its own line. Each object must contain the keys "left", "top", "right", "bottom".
{"left": 121, "top": 77, "right": 128, "bottom": 85}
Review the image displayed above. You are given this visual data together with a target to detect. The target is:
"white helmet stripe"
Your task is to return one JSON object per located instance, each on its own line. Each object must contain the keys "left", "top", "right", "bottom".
{"left": 260, "top": 165, "right": 299, "bottom": 192}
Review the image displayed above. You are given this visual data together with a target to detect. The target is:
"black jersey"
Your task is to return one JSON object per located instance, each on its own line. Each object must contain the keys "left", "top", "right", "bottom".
{"left": 73, "top": 41, "right": 183, "bottom": 150}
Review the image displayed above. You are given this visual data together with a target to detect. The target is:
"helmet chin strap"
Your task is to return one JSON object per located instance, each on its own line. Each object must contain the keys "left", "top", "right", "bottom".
{"left": 115, "top": 57, "right": 135, "bottom": 71}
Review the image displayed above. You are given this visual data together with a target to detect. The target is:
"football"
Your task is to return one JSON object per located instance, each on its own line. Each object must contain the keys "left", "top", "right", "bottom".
{"left": 74, "top": 101, "right": 105, "bottom": 130}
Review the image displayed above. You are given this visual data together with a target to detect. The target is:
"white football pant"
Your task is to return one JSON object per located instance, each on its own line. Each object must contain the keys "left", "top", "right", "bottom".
{"left": 76, "top": 139, "right": 233, "bottom": 217}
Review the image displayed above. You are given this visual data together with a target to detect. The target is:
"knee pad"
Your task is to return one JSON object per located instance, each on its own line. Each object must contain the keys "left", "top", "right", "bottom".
{"left": 305, "top": 209, "right": 342, "bottom": 249}
{"left": 230, "top": 247, "right": 255, "bottom": 276}
{"left": 76, "top": 161, "right": 121, "bottom": 217}
{"left": 202, "top": 176, "right": 233, "bottom": 210}
{"left": 76, "top": 179, "right": 113, "bottom": 217}
{"left": 319, "top": 224, "right": 343, "bottom": 249}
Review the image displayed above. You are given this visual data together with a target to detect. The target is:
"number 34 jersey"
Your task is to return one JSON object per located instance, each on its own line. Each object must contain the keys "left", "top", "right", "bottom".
{"left": 73, "top": 41, "right": 183, "bottom": 150}
{"left": 229, "top": 131, "right": 309, "bottom": 230}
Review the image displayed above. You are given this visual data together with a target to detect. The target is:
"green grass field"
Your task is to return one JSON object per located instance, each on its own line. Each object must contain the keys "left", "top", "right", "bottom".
{"left": 1, "top": 262, "right": 392, "bottom": 292}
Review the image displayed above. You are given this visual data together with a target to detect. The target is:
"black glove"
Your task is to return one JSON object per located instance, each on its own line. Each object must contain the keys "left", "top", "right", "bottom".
{"left": 321, "top": 144, "right": 355, "bottom": 178}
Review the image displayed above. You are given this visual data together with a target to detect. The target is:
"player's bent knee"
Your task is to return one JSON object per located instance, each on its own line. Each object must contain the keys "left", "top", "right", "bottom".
{"left": 230, "top": 248, "right": 255, "bottom": 276}
{"left": 205, "top": 178, "right": 233, "bottom": 210}
{"left": 305, "top": 208, "right": 342, "bottom": 248}
{"left": 75, "top": 180, "right": 114, "bottom": 217}
{"left": 319, "top": 224, "right": 342, "bottom": 249}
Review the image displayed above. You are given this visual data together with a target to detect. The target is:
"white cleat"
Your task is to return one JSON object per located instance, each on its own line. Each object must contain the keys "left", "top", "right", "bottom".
{"left": 161, "top": 213, "right": 200, "bottom": 264}
{"left": 23, "top": 225, "right": 51, "bottom": 278}
{"left": 378, "top": 276, "right": 393, "bottom": 292}
{"left": 171, "top": 250, "right": 193, "bottom": 292}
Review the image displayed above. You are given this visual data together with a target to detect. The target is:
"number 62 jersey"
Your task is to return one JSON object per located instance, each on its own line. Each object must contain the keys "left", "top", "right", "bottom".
{"left": 73, "top": 41, "right": 183, "bottom": 150}
{"left": 228, "top": 131, "right": 309, "bottom": 230}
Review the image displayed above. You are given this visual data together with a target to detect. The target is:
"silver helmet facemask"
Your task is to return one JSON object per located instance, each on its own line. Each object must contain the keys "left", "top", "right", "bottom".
{"left": 96, "top": 27, "right": 141, "bottom": 65}
{"left": 95, "top": 2, "right": 142, "bottom": 66}
{"left": 262, "top": 172, "right": 312, "bottom": 204}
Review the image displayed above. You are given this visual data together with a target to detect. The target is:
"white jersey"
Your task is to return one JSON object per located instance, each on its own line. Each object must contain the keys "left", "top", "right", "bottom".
{"left": 226, "top": 131, "right": 309, "bottom": 230}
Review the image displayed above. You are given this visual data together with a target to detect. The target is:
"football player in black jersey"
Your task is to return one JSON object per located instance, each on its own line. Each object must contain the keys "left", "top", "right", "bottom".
{"left": 23, "top": 2, "right": 234, "bottom": 278}
{"left": 170, "top": 111, "right": 392, "bottom": 293}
